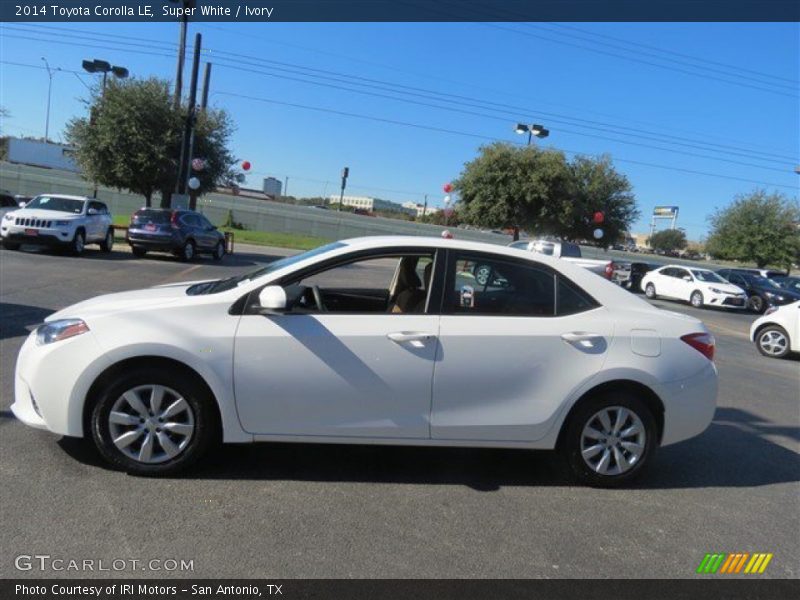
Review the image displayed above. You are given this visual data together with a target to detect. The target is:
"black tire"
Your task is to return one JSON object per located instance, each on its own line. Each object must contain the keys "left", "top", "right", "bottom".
{"left": 99, "top": 227, "right": 114, "bottom": 252}
{"left": 90, "top": 366, "right": 218, "bottom": 475}
{"left": 561, "top": 392, "right": 658, "bottom": 488}
{"left": 748, "top": 295, "right": 766, "bottom": 314}
{"left": 474, "top": 264, "right": 492, "bottom": 286}
{"left": 131, "top": 246, "right": 147, "bottom": 258}
{"left": 3, "top": 241, "right": 20, "bottom": 250}
{"left": 754, "top": 325, "right": 791, "bottom": 359}
{"left": 644, "top": 283, "right": 656, "bottom": 299}
{"left": 179, "top": 239, "right": 196, "bottom": 262}
{"left": 690, "top": 290, "right": 704, "bottom": 308}
{"left": 71, "top": 229, "right": 86, "bottom": 256}
{"left": 212, "top": 240, "right": 225, "bottom": 261}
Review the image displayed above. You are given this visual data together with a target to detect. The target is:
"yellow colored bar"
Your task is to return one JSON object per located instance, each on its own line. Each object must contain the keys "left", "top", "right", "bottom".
{"left": 744, "top": 554, "right": 759, "bottom": 573}
{"left": 758, "top": 554, "right": 773, "bottom": 574}
{"left": 720, "top": 554, "right": 737, "bottom": 574}
{"left": 734, "top": 553, "right": 749, "bottom": 573}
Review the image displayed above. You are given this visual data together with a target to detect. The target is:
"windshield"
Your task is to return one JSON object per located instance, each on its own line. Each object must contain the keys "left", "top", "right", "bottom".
{"left": 691, "top": 270, "right": 725, "bottom": 283}
{"left": 186, "top": 242, "right": 347, "bottom": 295}
{"left": 25, "top": 196, "right": 85, "bottom": 214}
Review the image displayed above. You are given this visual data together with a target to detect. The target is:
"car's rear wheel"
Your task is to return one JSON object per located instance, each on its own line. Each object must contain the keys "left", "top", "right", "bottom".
{"left": 179, "top": 240, "right": 195, "bottom": 262}
{"left": 99, "top": 228, "right": 114, "bottom": 252}
{"left": 690, "top": 291, "right": 704, "bottom": 308}
{"left": 131, "top": 246, "right": 147, "bottom": 258}
{"left": 3, "top": 241, "right": 20, "bottom": 250}
{"left": 91, "top": 367, "right": 218, "bottom": 475}
{"left": 644, "top": 283, "right": 656, "bottom": 299}
{"left": 562, "top": 393, "right": 657, "bottom": 487}
{"left": 756, "top": 325, "right": 791, "bottom": 359}
{"left": 212, "top": 240, "right": 225, "bottom": 261}
{"left": 71, "top": 229, "right": 86, "bottom": 256}
{"left": 748, "top": 295, "right": 766, "bottom": 313}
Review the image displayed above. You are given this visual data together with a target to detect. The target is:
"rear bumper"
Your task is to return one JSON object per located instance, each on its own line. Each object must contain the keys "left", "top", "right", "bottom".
{"left": 659, "top": 361, "right": 718, "bottom": 446}
{"left": 127, "top": 232, "right": 180, "bottom": 252}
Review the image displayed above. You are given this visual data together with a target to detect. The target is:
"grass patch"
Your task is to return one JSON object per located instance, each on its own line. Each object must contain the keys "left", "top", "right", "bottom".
{"left": 220, "top": 228, "right": 330, "bottom": 251}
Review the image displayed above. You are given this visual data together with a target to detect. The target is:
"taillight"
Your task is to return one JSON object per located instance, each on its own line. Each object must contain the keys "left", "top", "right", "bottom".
{"left": 681, "top": 332, "right": 715, "bottom": 361}
{"left": 170, "top": 211, "right": 179, "bottom": 229}
{"left": 604, "top": 262, "right": 614, "bottom": 279}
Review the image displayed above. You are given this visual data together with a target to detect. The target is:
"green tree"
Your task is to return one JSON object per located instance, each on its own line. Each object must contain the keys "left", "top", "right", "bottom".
{"left": 648, "top": 228, "right": 688, "bottom": 253}
{"left": 453, "top": 142, "right": 571, "bottom": 240}
{"left": 565, "top": 155, "right": 639, "bottom": 244}
{"left": 705, "top": 190, "right": 800, "bottom": 268}
{"left": 65, "top": 77, "right": 237, "bottom": 208}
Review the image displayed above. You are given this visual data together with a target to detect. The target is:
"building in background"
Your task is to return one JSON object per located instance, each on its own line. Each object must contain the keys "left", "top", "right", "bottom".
{"left": 328, "top": 195, "right": 416, "bottom": 216}
{"left": 262, "top": 177, "right": 282, "bottom": 198}
{"left": 7, "top": 138, "right": 79, "bottom": 172}
{"left": 402, "top": 201, "right": 442, "bottom": 218}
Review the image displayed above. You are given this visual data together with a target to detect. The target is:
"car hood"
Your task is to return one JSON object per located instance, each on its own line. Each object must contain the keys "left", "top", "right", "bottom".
{"left": 47, "top": 283, "right": 197, "bottom": 321}
{"left": 7, "top": 208, "right": 81, "bottom": 220}
{"left": 756, "top": 285, "right": 800, "bottom": 298}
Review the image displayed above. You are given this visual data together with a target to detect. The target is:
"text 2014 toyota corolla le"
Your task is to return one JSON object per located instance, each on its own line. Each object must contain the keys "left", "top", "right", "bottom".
{"left": 13, "top": 236, "right": 717, "bottom": 486}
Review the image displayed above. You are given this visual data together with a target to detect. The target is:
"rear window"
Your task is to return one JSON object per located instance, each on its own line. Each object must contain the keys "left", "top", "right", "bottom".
{"left": 133, "top": 210, "right": 172, "bottom": 224}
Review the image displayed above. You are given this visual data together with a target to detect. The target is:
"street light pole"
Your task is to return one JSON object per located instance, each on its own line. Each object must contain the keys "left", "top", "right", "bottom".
{"left": 40, "top": 57, "right": 60, "bottom": 143}
{"left": 515, "top": 123, "right": 550, "bottom": 146}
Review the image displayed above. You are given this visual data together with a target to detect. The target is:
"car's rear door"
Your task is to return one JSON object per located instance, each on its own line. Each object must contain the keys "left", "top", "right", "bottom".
{"left": 430, "top": 251, "right": 613, "bottom": 442}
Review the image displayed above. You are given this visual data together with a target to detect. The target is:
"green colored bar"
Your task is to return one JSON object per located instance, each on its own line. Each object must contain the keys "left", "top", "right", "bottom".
{"left": 697, "top": 554, "right": 712, "bottom": 574}
{"left": 710, "top": 553, "right": 727, "bottom": 573}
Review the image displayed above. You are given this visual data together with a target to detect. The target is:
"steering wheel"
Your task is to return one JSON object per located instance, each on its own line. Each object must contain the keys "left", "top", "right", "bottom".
{"left": 310, "top": 285, "right": 327, "bottom": 312}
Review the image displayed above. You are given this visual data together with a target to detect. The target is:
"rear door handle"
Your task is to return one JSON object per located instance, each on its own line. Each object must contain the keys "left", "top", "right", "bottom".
{"left": 561, "top": 332, "right": 604, "bottom": 348}
{"left": 387, "top": 332, "right": 435, "bottom": 343}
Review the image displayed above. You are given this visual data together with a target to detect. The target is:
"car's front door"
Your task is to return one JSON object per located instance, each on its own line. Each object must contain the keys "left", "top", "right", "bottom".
{"left": 430, "top": 251, "right": 613, "bottom": 442}
{"left": 233, "top": 250, "right": 441, "bottom": 438}
{"left": 672, "top": 267, "right": 693, "bottom": 301}
{"left": 86, "top": 201, "right": 105, "bottom": 240}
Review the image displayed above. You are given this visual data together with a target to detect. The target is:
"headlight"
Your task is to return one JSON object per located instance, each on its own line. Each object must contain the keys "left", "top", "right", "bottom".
{"left": 36, "top": 319, "right": 90, "bottom": 346}
{"left": 709, "top": 287, "right": 726, "bottom": 294}
{"left": 53, "top": 220, "right": 71, "bottom": 226}
{"left": 2, "top": 213, "right": 13, "bottom": 221}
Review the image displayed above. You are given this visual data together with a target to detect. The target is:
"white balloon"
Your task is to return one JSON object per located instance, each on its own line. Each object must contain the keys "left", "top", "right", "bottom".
{"left": 593, "top": 228, "right": 604, "bottom": 239}
{"left": 188, "top": 177, "right": 201, "bottom": 190}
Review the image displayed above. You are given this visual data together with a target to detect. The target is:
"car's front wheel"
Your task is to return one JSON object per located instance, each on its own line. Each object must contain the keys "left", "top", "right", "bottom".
{"left": 90, "top": 367, "right": 218, "bottom": 475}
{"left": 755, "top": 325, "right": 791, "bottom": 359}
{"left": 212, "top": 240, "right": 225, "bottom": 261}
{"left": 644, "top": 283, "right": 656, "bottom": 299}
{"left": 748, "top": 295, "right": 766, "bottom": 313}
{"left": 690, "top": 291, "right": 704, "bottom": 308}
{"left": 71, "top": 229, "right": 86, "bottom": 256}
{"left": 562, "top": 393, "right": 657, "bottom": 487}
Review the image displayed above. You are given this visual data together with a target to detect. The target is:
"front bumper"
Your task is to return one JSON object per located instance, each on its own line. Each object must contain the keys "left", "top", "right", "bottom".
{"left": 2, "top": 224, "right": 74, "bottom": 247}
{"left": 12, "top": 328, "right": 111, "bottom": 437}
{"left": 705, "top": 291, "right": 747, "bottom": 309}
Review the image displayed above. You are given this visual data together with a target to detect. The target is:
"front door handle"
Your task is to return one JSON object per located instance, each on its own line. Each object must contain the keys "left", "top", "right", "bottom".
{"left": 387, "top": 331, "right": 435, "bottom": 343}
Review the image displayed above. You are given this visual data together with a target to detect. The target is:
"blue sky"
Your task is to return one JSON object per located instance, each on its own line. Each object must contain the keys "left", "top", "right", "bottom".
{"left": 1, "top": 22, "right": 798, "bottom": 240}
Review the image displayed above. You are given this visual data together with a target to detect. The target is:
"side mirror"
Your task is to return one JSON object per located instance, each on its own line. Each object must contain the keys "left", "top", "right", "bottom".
{"left": 87, "top": 208, "right": 99, "bottom": 215}
{"left": 683, "top": 275, "right": 692, "bottom": 282}
{"left": 258, "top": 285, "right": 287, "bottom": 312}
{"left": 18, "top": 201, "right": 26, "bottom": 208}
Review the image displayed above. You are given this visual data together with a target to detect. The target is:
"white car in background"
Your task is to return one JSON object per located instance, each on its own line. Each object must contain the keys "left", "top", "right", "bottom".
{"left": 750, "top": 301, "right": 799, "bottom": 359}
{"left": 1, "top": 194, "right": 114, "bottom": 255}
{"left": 642, "top": 265, "right": 747, "bottom": 309}
{"left": 12, "top": 236, "right": 718, "bottom": 487}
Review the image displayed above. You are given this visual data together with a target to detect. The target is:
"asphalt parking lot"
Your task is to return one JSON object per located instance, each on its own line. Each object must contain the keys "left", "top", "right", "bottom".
{"left": 0, "top": 243, "right": 798, "bottom": 579}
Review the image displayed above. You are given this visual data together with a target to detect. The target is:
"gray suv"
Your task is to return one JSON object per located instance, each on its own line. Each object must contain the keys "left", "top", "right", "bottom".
{"left": 126, "top": 208, "right": 226, "bottom": 261}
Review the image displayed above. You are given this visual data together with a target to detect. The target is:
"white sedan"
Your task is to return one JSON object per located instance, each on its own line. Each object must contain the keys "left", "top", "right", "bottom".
{"left": 750, "top": 301, "right": 799, "bottom": 359}
{"left": 642, "top": 265, "right": 747, "bottom": 309}
{"left": 13, "top": 236, "right": 718, "bottom": 487}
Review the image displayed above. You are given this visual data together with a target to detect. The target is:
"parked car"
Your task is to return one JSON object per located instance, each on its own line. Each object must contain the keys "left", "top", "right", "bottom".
{"left": 12, "top": 236, "right": 718, "bottom": 486}
{"left": 625, "top": 262, "right": 660, "bottom": 293}
{"left": 126, "top": 208, "right": 226, "bottom": 261}
{"left": 641, "top": 265, "right": 747, "bottom": 309}
{"left": 508, "top": 239, "right": 615, "bottom": 279}
{"left": 716, "top": 269, "right": 800, "bottom": 313}
{"left": 750, "top": 301, "right": 799, "bottom": 359}
{"left": 773, "top": 275, "right": 800, "bottom": 295}
{"left": 728, "top": 267, "right": 789, "bottom": 279}
{"left": 1, "top": 194, "right": 114, "bottom": 255}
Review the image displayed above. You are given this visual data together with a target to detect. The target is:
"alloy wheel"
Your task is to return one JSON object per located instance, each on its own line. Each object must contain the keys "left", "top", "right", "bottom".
{"left": 74, "top": 233, "right": 85, "bottom": 254}
{"left": 580, "top": 406, "right": 646, "bottom": 476}
{"left": 759, "top": 330, "right": 788, "bottom": 357}
{"left": 691, "top": 292, "right": 703, "bottom": 307}
{"left": 108, "top": 384, "right": 195, "bottom": 464}
{"left": 749, "top": 296, "right": 764, "bottom": 313}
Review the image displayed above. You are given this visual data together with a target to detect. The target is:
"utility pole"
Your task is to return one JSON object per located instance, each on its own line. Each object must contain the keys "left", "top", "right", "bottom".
{"left": 200, "top": 62, "right": 211, "bottom": 110}
{"left": 422, "top": 194, "right": 428, "bottom": 218}
{"left": 284, "top": 176, "right": 290, "bottom": 202}
{"left": 40, "top": 58, "right": 60, "bottom": 144}
{"left": 338, "top": 167, "right": 349, "bottom": 211}
{"left": 175, "top": 33, "right": 202, "bottom": 207}
{"left": 172, "top": 1, "right": 194, "bottom": 108}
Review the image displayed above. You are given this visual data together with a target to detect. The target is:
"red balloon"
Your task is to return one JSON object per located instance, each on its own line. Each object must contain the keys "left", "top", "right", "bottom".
{"left": 593, "top": 211, "right": 604, "bottom": 224}
{"left": 443, "top": 182, "right": 453, "bottom": 193}
{"left": 241, "top": 161, "right": 251, "bottom": 171}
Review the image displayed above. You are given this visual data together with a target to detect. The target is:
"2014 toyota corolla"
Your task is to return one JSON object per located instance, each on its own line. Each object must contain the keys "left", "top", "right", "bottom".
{"left": 13, "top": 236, "right": 718, "bottom": 486}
